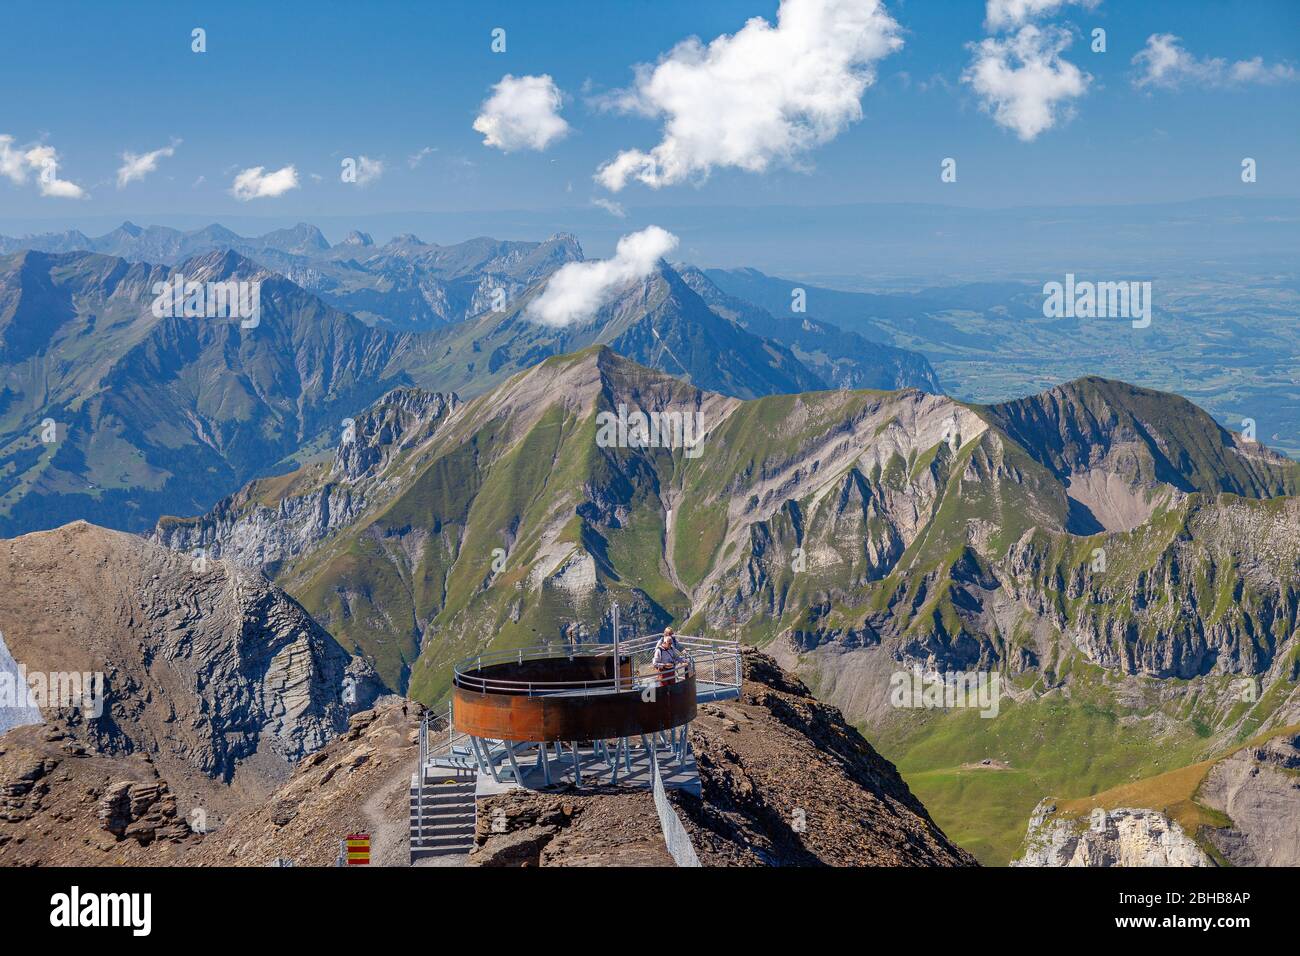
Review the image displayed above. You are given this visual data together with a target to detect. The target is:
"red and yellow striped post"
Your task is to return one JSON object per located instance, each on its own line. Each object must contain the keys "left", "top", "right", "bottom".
{"left": 346, "top": 833, "right": 370, "bottom": 865}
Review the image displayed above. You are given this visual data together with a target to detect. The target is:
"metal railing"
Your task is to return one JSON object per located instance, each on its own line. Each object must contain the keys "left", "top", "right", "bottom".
{"left": 416, "top": 711, "right": 429, "bottom": 839}
{"left": 452, "top": 636, "right": 695, "bottom": 696}
{"left": 449, "top": 634, "right": 742, "bottom": 699}
{"left": 651, "top": 744, "right": 701, "bottom": 867}
{"left": 424, "top": 635, "right": 744, "bottom": 770}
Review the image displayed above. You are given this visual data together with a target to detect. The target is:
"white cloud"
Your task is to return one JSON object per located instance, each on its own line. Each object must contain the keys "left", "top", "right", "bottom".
{"left": 353, "top": 155, "right": 384, "bottom": 185}
{"left": 117, "top": 140, "right": 179, "bottom": 188}
{"left": 473, "top": 74, "right": 569, "bottom": 152}
{"left": 1132, "top": 34, "right": 1297, "bottom": 90}
{"left": 0, "top": 137, "right": 26, "bottom": 184}
{"left": 963, "top": 25, "right": 1090, "bottom": 141}
{"left": 594, "top": 0, "right": 902, "bottom": 192}
{"left": 984, "top": 0, "right": 1097, "bottom": 31}
{"left": 230, "top": 164, "right": 299, "bottom": 200}
{"left": 408, "top": 146, "right": 437, "bottom": 168}
{"left": 525, "top": 225, "right": 678, "bottom": 327}
{"left": 24, "top": 146, "right": 87, "bottom": 199}
{"left": 0, "top": 137, "right": 87, "bottom": 199}
{"left": 591, "top": 196, "right": 626, "bottom": 218}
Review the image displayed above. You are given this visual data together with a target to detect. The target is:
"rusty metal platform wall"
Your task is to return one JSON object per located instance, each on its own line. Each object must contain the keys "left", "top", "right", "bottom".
{"left": 453, "top": 672, "right": 696, "bottom": 741}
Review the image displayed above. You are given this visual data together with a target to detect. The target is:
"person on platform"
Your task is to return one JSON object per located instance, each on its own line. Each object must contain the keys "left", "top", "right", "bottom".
{"left": 652, "top": 632, "right": 687, "bottom": 686}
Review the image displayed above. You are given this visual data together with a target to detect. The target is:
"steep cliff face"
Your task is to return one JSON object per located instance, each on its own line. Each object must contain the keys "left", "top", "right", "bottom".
{"left": 0, "top": 521, "right": 385, "bottom": 865}
{"left": 672, "top": 651, "right": 976, "bottom": 866}
{"left": 1014, "top": 803, "right": 1212, "bottom": 867}
{"left": 1012, "top": 728, "right": 1300, "bottom": 867}
{"left": 1198, "top": 731, "right": 1300, "bottom": 866}
{"left": 1002, "top": 495, "right": 1300, "bottom": 681}
{"left": 152, "top": 387, "right": 459, "bottom": 575}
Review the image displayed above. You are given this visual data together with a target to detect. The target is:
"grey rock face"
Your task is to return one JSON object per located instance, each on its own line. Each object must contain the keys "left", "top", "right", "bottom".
{"left": 1198, "top": 733, "right": 1300, "bottom": 866}
{"left": 0, "top": 522, "right": 384, "bottom": 785}
{"left": 1014, "top": 801, "right": 1212, "bottom": 867}
{"left": 0, "top": 629, "right": 43, "bottom": 735}
{"left": 152, "top": 387, "right": 458, "bottom": 573}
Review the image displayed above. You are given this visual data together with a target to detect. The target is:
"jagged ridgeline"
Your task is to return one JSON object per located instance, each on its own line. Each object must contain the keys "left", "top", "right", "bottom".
{"left": 0, "top": 243, "right": 936, "bottom": 539}
{"left": 153, "top": 348, "right": 1300, "bottom": 863}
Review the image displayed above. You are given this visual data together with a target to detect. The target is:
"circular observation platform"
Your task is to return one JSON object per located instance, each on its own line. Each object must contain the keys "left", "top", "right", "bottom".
{"left": 451, "top": 641, "right": 696, "bottom": 742}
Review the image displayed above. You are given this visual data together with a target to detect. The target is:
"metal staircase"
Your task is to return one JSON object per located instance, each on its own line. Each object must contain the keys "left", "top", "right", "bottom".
{"left": 409, "top": 767, "right": 476, "bottom": 861}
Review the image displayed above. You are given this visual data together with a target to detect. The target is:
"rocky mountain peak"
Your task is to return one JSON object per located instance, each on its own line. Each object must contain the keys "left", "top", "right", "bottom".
{"left": 542, "top": 231, "right": 584, "bottom": 259}
{"left": 177, "top": 247, "right": 269, "bottom": 283}
{"left": 0, "top": 522, "right": 385, "bottom": 839}
{"left": 332, "top": 387, "right": 460, "bottom": 482}
{"left": 261, "top": 222, "right": 330, "bottom": 253}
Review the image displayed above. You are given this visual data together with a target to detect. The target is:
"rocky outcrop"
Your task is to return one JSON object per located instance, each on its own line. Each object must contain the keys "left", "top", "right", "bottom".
{"left": 1198, "top": 732, "right": 1300, "bottom": 866}
{"left": 0, "top": 522, "right": 383, "bottom": 825}
{"left": 152, "top": 387, "right": 459, "bottom": 573}
{"left": 97, "top": 780, "right": 191, "bottom": 844}
{"left": 468, "top": 789, "right": 673, "bottom": 867}
{"left": 670, "top": 650, "right": 976, "bottom": 866}
{"left": 0, "top": 720, "right": 200, "bottom": 864}
{"left": 1014, "top": 802, "right": 1212, "bottom": 867}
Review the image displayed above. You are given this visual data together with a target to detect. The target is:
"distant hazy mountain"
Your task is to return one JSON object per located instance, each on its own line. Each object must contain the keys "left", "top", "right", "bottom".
{"left": 0, "top": 221, "right": 943, "bottom": 393}
{"left": 316, "top": 232, "right": 585, "bottom": 330}
{"left": 677, "top": 265, "right": 940, "bottom": 392}
{"left": 0, "top": 245, "right": 909, "bottom": 536}
{"left": 0, "top": 221, "right": 585, "bottom": 331}
{"left": 705, "top": 266, "right": 975, "bottom": 343}
{"left": 415, "top": 261, "right": 827, "bottom": 401}
{"left": 0, "top": 248, "right": 438, "bottom": 535}
{"left": 706, "top": 265, "right": 1300, "bottom": 461}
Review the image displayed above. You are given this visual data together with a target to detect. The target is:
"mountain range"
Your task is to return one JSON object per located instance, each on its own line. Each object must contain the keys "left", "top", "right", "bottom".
{"left": 4, "top": 220, "right": 1298, "bottom": 867}
{"left": 707, "top": 264, "right": 1300, "bottom": 461}
{"left": 0, "top": 221, "right": 585, "bottom": 330}
{"left": 0, "top": 231, "right": 939, "bottom": 536}
{"left": 148, "top": 346, "right": 1300, "bottom": 863}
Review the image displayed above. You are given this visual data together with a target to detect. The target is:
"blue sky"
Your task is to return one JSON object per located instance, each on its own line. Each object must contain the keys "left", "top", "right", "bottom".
{"left": 0, "top": 0, "right": 1296, "bottom": 242}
